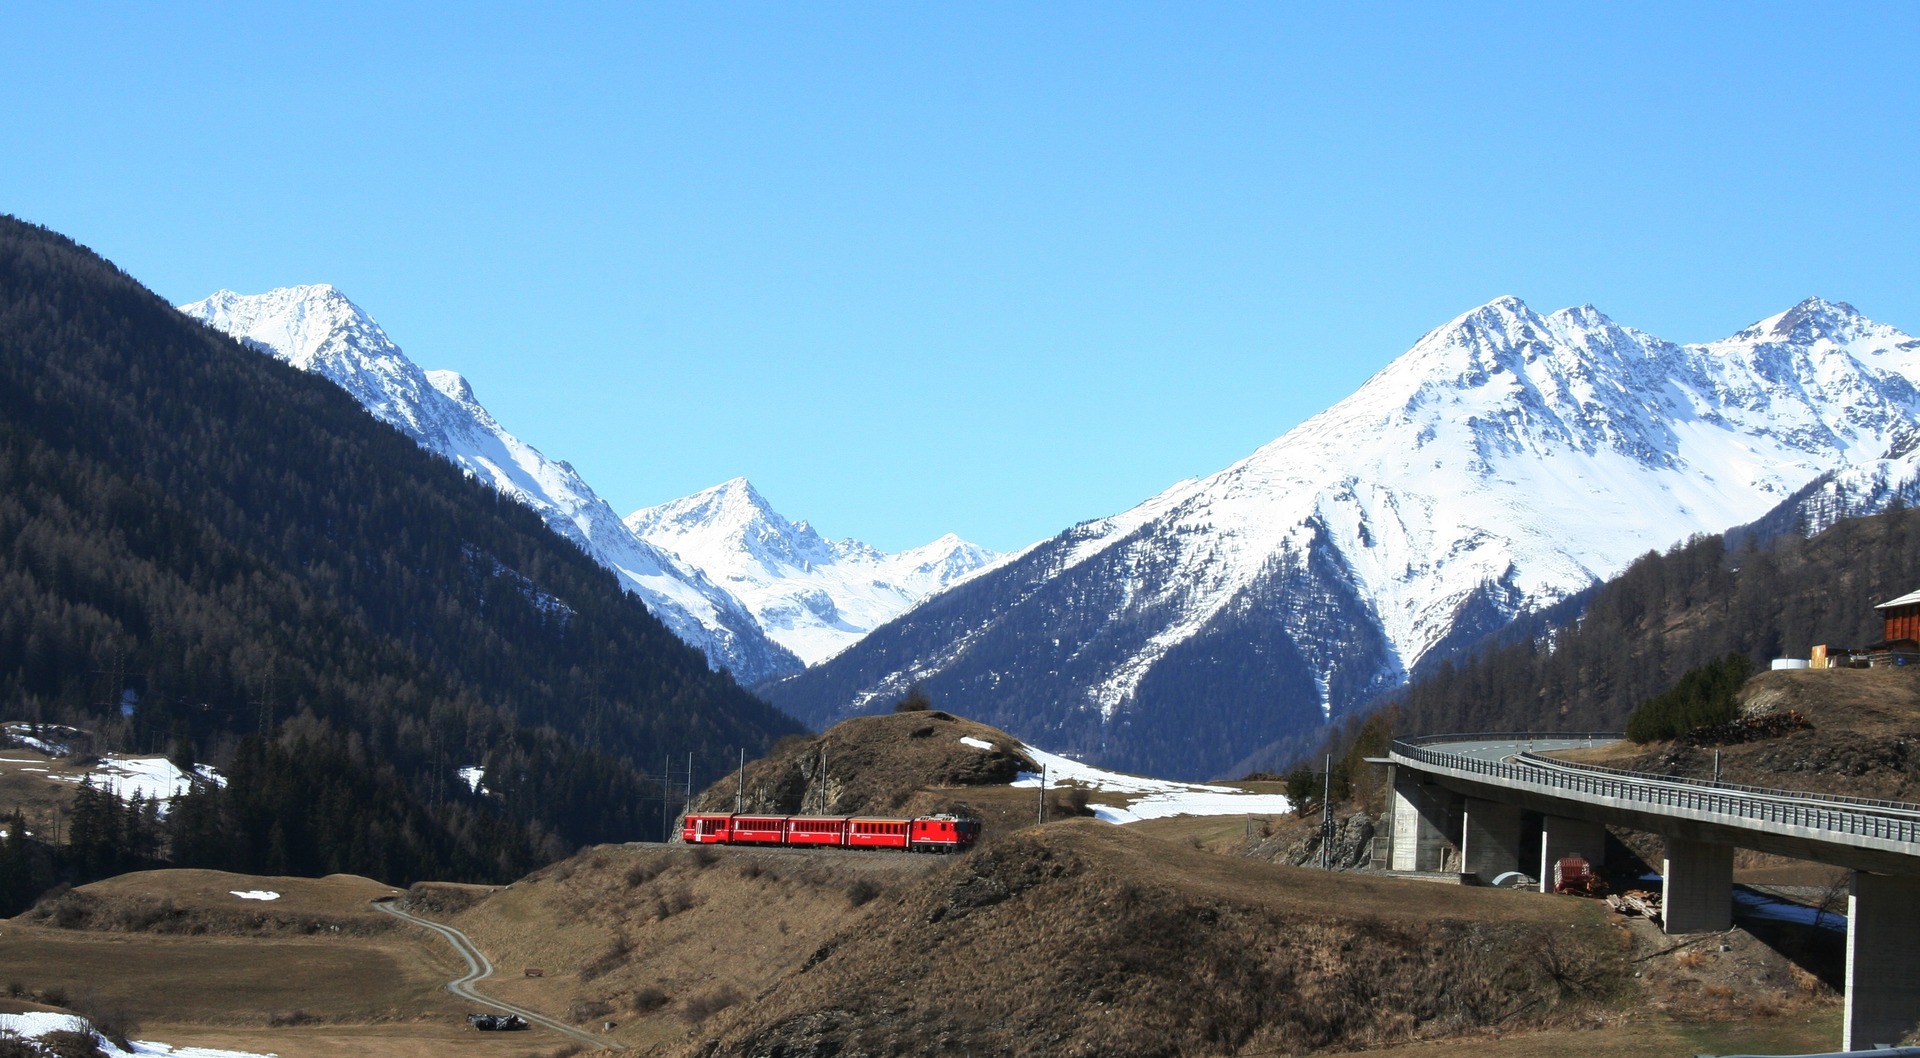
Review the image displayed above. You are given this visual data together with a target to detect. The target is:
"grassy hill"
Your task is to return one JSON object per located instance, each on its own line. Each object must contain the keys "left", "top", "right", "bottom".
{"left": 5, "top": 697, "right": 1860, "bottom": 1057}
{"left": 685, "top": 709, "right": 1037, "bottom": 820}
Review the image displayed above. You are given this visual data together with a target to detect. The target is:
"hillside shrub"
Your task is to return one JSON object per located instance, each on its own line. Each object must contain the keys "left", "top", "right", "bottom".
{"left": 682, "top": 985, "right": 744, "bottom": 1022}
{"left": 1625, "top": 653, "right": 1754, "bottom": 743}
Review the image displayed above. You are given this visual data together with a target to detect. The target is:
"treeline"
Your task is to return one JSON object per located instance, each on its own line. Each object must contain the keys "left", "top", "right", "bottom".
{"left": 0, "top": 216, "right": 799, "bottom": 903}
{"left": 1284, "top": 502, "right": 1920, "bottom": 783}
{"left": 1623, "top": 653, "right": 1752, "bottom": 743}
{"left": 1386, "top": 505, "right": 1920, "bottom": 737}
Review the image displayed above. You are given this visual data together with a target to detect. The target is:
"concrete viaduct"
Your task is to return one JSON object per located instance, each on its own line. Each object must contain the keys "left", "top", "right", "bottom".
{"left": 1384, "top": 733, "right": 1920, "bottom": 1051}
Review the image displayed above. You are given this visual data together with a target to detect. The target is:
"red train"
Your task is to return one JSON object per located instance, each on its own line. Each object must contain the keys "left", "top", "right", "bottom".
{"left": 681, "top": 812, "right": 981, "bottom": 853}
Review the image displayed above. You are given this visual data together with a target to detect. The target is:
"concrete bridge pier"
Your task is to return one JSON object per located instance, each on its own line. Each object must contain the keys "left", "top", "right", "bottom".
{"left": 1845, "top": 872, "right": 1920, "bottom": 1049}
{"left": 1660, "top": 836, "right": 1732, "bottom": 933}
{"left": 1388, "top": 767, "right": 1452, "bottom": 872}
{"left": 1538, "top": 816, "right": 1607, "bottom": 894}
{"left": 1461, "top": 798, "right": 1524, "bottom": 883}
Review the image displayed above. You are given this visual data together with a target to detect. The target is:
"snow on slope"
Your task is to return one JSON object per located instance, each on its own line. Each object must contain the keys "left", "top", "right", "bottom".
{"left": 179, "top": 286, "right": 801, "bottom": 684}
{"left": 0, "top": 1012, "right": 272, "bottom": 1058}
{"left": 626, "top": 478, "right": 1006, "bottom": 664}
{"left": 46, "top": 756, "right": 226, "bottom": 815}
{"left": 1041, "top": 296, "right": 1920, "bottom": 719}
{"left": 785, "top": 296, "right": 1920, "bottom": 771}
{"left": 993, "top": 739, "right": 1293, "bottom": 823}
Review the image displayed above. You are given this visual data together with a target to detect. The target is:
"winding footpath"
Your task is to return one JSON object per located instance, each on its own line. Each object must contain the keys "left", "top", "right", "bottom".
{"left": 373, "top": 898, "right": 621, "bottom": 1051}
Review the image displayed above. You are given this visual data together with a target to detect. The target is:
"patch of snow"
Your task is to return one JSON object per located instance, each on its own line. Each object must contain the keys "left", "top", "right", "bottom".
{"left": 958, "top": 736, "right": 995, "bottom": 751}
{"left": 45, "top": 757, "right": 227, "bottom": 816}
{"left": 0, "top": 1012, "right": 276, "bottom": 1057}
{"left": 1012, "top": 742, "right": 1291, "bottom": 823}
{"left": 1, "top": 725, "right": 75, "bottom": 756}
{"left": 457, "top": 766, "right": 487, "bottom": 794}
{"left": 229, "top": 890, "right": 280, "bottom": 901}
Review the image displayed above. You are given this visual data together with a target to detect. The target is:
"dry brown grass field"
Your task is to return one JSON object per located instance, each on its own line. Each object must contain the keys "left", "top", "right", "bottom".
{"left": 4, "top": 823, "right": 1848, "bottom": 1057}
{"left": 0, "top": 705, "right": 1866, "bottom": 1057}
{"left": 0, "top": 742, "right": 89, "bottom": 842}
{"left": 0, "top": 870, "right": 586, "bottom": 1056}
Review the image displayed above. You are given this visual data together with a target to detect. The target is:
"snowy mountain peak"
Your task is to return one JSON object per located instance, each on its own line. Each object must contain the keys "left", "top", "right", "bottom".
{"left": 186, "top": 284, "right": 381, "bottom": 371}
{"left": 180, "top": 286, "right": 801, "bottom": 684}
{"left": 627, "top": 484, "right": 1004, "bottom": 665}
{"left": 1728, "top": 296, "right": 1865, "bottom": 343}
{"left": 771, "top": 296, "right": 1920, "bottom": 779}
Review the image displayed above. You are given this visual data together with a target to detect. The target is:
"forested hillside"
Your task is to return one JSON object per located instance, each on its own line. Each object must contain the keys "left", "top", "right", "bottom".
{"left": 1381, "top": 505, "right": 1920, "bottom": 737}
{"left": 0, "top": 216, "right": 799, "bottom": 893}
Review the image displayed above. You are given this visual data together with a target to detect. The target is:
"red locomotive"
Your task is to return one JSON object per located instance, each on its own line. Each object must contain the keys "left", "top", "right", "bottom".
{"left": 681, "top": 812, "right": 981, "bottom": 853}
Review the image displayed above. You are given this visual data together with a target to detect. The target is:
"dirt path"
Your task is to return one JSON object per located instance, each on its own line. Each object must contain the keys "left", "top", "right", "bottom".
{"left": 373, "top": 899, "right": 618, "bottom": 1051}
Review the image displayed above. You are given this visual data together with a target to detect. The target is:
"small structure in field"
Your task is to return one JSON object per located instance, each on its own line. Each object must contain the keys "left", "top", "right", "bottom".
{"left": 1864, "top": 589, "right": 1920, "bottom": 666}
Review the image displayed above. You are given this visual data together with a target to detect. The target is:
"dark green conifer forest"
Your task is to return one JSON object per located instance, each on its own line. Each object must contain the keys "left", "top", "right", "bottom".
{"left": 0, "top": 216, "right": 800, "bottom": 910}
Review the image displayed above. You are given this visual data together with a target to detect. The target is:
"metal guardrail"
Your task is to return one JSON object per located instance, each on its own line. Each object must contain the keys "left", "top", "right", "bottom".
{"left": 1515, "top": 751, "right": 1920, "bottom": 818}
{"left": 1396, "top": 731, "right": 1625, "bottom": 746}
{"left": 1391, "top": 736, "right": 1920, "bottom": 847}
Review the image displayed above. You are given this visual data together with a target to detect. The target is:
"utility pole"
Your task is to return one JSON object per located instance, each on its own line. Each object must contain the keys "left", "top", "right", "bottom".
{"left": 662, "top": 753, "right": 671, "bottom": 843}
{"left": 1713, "top": 749, "right": 1722, "bottom": 786}
{"left": 814, "top": 742, "right": 829, "bottom": 814}
{"left": 1320, "top": 754, "right": 1333, "bottom": 870}
{"left": 735, "top": 747, "right": 745, "bottom": 813}
{"left": 1037, "top": 764, "right": 1047, "bottom": 825}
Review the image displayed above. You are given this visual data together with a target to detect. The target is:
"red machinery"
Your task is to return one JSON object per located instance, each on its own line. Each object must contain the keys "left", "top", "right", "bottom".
{"left": 680, "top": 812, "right": 981, "bottom": 853}
{"left": 1552, "top": 854, "right": 1607, "bottom": 896}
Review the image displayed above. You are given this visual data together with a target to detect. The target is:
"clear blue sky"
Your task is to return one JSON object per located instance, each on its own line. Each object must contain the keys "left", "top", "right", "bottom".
{"left": 4, "top": 4, "right": 1917, "bottom": 552}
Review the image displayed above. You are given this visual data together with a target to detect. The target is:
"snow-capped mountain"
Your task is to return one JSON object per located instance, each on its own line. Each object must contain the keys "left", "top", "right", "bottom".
{"left": 179, "top": 286, "right": 802, "bottom": 684}
{"left": 766, "top": 296, "right": 1920, "bottom": 779}
{"left": 626, "top": 478, "right": 1005, "bottom": 665}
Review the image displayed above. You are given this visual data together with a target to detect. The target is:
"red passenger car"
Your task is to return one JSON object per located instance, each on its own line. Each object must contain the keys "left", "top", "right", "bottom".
{"left": 847, "top": 817, "right": 910, "bottom": 849}
{"left": 786, "top": 816, "right": 852, "bottom": 847}
{"left": 684, "top": 814, "right": 732, "bottom": 844}
{"left": 727, "top": 815, "right": 788, "bottom": 845}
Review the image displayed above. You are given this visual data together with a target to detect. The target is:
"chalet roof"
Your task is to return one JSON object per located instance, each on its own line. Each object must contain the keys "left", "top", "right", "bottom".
{"left": 1876, "top": 589, "right": 1920, "bottom": 610}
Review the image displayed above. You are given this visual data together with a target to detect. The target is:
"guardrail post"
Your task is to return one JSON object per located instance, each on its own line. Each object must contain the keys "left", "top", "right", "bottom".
{"left": 1657, "top": 836, "right": 1731, "bottom": 934}
{"left": 1845, "top": 872, "right": 1920, "bottom": 1049}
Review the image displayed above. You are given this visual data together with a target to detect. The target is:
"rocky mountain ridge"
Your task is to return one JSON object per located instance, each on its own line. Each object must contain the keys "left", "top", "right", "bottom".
{"left": 766, "top": 296, "right": 1920, "bottom": 778}
{"left": 181, "top": 286, "right": 999, "bottom": 684}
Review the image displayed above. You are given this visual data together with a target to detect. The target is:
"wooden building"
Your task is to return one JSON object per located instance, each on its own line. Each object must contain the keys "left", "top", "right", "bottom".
{"left": 1876, "top": 589, "right": 1920, "bottom": 645}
